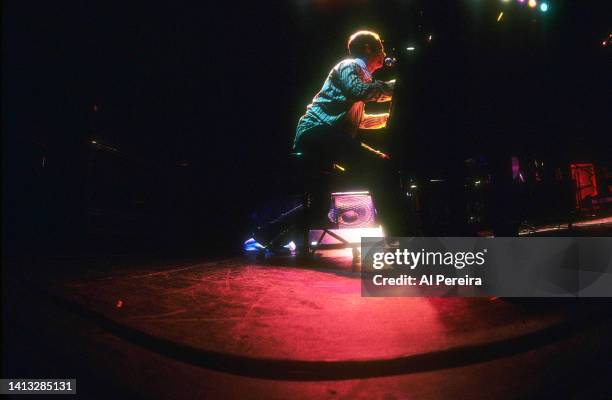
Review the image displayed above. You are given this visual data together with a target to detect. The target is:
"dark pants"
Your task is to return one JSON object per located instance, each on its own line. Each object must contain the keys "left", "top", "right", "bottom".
{"left": 296, "top": 125, "right": 411, "bottom": 237}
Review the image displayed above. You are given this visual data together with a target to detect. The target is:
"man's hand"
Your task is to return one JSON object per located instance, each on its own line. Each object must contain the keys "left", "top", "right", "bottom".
{"left": 373, "top": 79, "right": 394, "bottom": 103}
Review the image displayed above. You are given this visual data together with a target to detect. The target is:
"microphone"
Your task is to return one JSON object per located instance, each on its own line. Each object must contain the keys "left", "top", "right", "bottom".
{"left": 384, "top": 57, "right": 397, "bottom": 67}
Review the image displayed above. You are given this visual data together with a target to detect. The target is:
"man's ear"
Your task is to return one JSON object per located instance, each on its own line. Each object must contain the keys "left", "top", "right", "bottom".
{"left": 363, "top": 43, "right": 373, "bottom": 57}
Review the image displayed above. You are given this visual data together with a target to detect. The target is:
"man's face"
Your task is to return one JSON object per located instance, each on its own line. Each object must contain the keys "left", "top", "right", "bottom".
{"left": 373, "top": 42, "right": 386, "bottom": 70}
{"left": 366, "top": 41, "right": 386, "bottom": 72}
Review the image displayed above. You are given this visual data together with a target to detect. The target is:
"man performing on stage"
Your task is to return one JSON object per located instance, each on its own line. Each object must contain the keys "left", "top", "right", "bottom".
{"left": 294, "top": 30, "right": 410, "bottom": 237}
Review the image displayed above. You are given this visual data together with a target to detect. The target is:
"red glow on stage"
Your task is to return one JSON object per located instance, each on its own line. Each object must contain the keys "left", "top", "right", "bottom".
{"left": 116, "top": 300, "right": 124, "bottom": 308}
{"left": 570, "top": 163, "right": 598, "bottom": 209}
{"left": 511, "top": 156, "right": 521, "bottom": 181}
{"left": 573, "top": 216, "right": 612, "bottom": 226}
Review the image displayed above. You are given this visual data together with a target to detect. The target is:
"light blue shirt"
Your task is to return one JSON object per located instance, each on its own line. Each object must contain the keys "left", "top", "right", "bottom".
{"left": 295, "top": 58, "right": 393, "bottom": 148}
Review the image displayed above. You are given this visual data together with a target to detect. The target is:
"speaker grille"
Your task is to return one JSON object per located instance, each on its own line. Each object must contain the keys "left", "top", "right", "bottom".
{"left": 328, "top": 192, "right": 377, "bottom": 228}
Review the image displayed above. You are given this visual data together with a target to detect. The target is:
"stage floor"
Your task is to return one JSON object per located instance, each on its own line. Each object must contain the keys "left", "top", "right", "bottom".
{"left": 4, "top": 217, "right": 612, "bottom": 398}
{"left": 43, "top": 255, "right": 604, "bottom": 365}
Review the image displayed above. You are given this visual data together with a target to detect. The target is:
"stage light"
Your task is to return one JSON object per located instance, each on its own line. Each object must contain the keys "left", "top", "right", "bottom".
{"left": 497, "top": 11, "right": 504, "bottom": 22}
{"left": 539, "top": 2, "right": 548, "bottom": 12}
{"left": 528, "top": 0, "right": 537, "bottom": 8}
{"left": 406, "top": 46, "right": 415, "bottom": 51}
{"left": 283, "top": 241, "right": 297, "bottom": 251}
{"left": 243, "top": 237, "right": 265, "bottom": 252}
{"left": 517, "top": 0, "right": 525, "bottom": 3}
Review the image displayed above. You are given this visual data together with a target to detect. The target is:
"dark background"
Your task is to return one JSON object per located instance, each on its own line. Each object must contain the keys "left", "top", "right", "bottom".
{"left": 3, "top": 1, "right": 610, "bottom": 257}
